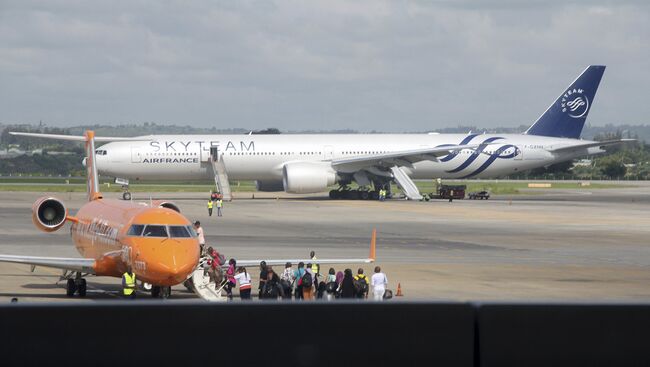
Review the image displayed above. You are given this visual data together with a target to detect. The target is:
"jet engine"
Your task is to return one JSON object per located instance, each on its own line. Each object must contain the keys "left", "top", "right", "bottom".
{"left": 32, "top": 196, "right": 68, "bottom": 232}
{"left": 152, "top": 200, "right": 181, "bottom": 213}
{"left": 255, "top": 180, "right": 285, "bottom": 192}
{"left": 282, "top": 162, "right": 336, "bottom": 194}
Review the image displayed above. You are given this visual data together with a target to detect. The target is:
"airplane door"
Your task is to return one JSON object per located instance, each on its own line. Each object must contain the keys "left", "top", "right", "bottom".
{"left": 131, "top": 146, "right": 143, "bottom": 163}
{"left": 514, "top": 146, "right": 523, "bottom": 160}
{"left": 323, "top": 145, "right": 334, "bottom": 160}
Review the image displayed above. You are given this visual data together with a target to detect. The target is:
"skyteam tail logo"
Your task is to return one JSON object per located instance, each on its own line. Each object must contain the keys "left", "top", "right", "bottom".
{"left": 437, "top": 135, "right": 520, "bottom": 178}
{"left": 561, "top": 88, "right": 589, "bottom": 118}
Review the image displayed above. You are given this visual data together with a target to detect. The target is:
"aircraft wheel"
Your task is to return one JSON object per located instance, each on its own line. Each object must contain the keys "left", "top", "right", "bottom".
{"left": 77, "top": 279, "right": 87, "bottom": 297}
{"left": 66, "top": 279, "right": 76, "bottom": 297}
{"left": 122, "top": 192, "right": 132, "bottom": 201}
{"left": 359, "top": 191, "right": 369, "bottom": 200}
{"left": 344, "top": 190, "right": 359, "bottom": 200}
{"left": 161, "top": 286, "right": 172, "bottom": 299}
{"left": 329, "top": 190, "right": 339, "bottom": 200}
{"left": 370, "top": 191, "right": 379, "bottom": 200}
{"left": 151, "top": 286, "right": 161, "bottom": 298}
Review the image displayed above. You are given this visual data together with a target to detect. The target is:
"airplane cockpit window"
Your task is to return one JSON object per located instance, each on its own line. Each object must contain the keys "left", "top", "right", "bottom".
{"left": 169, "top": 225, "right": 191, "bottom": 238}
{"left": 127, "top": 224, "right": 145, "bottom": 236}
{"left": 143, "top": 225, "right": 168, "bottom": 237}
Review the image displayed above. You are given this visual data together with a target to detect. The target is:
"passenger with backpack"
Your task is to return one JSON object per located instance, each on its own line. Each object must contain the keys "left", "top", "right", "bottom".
{"left": 353, "top": 268, "right": 370, "bottom": 299}
{"left": 258, "top": 261, "right": 268, "bottom": 300}
{"left": 224, "top": 258, "right": 237, "bottom": 300}
{"left": 293, "top": 262, "right": 306, "bottom": 300}
{"left": 325, "top": 268, "right": 337, "bottom": 301}
{"left": 261, "top": 267, "right": 282, "bottom": 300}
{"left": 302, "top": 264, "right": 314, "bottom": 300}
{"left": 280, "top": 262, "right": 294, "bottom": 300}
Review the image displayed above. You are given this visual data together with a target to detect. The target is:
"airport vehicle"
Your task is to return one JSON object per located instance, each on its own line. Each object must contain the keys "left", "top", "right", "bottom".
{"left": 1, "top": 131, "right": 377, "bottom": 300}
{"left": 14, "top": 66, "right": 632, "bottom": 202}
{"left": 468, "top": 191, "right": 490, "bottom": 200}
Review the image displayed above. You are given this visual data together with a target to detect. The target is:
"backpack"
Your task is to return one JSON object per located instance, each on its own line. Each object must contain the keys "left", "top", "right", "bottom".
{"left": 326, "top": 281, "right": 338, "bottom": 293}
{"left": 301, "top": 271, "right": 313, "bottom": 288}
{"left": 354, "top": 276, "right": 368, "bottom": 294}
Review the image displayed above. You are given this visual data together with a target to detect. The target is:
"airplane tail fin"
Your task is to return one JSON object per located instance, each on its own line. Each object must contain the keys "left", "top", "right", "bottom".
{"left": 525, "top": 65, "right": 605, "bottom": 139}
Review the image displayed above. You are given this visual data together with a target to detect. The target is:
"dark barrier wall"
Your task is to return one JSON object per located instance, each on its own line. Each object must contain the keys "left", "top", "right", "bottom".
{"left": 0, "top": 302, "right": 475, "bottom": 367}
{"left": 478, "top": 304, "right": 650, "bottom": 367}
{"left": 1, "top": 302, "right": 649, "bottom": 367}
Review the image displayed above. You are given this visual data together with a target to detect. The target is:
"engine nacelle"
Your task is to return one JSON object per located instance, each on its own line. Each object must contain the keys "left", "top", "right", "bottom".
{"left": 282, "top": 162, "right": 336, "bottom": 194}
{"left": 255, "top": 180, "right": 285, "bottom": 192}
{"left": 152, "top": 200, "right": 181, "bottom": 213}
{"left": 32, "top": 196, "right": 68, "bottom": 232}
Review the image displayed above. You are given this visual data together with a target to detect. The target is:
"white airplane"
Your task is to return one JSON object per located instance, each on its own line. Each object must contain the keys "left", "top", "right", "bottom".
{"left": 13, "top": 65, "right": 632, "bottom": 200}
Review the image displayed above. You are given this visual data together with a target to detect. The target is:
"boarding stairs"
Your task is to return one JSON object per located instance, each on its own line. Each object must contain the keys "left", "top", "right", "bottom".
{"left": 390, "top": 166, "right": 423, "bottom": 200}
{"left": 189, "top": 257, "right": 227, "bottom": 302}
{"left": 210, "top": 151, "right": 232, "bottom": 201}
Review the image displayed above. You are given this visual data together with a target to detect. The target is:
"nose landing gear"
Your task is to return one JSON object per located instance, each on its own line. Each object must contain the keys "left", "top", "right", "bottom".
{"left": 64, "top": 272, "right": 87, "bottom": 297}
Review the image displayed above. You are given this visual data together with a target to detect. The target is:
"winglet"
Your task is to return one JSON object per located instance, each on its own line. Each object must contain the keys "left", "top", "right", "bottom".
{"left": 369, "top": 228, "right": 376, "bottom": 261}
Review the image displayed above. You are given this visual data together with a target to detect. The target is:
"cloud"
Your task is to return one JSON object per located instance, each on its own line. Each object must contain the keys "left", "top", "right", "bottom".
{"left": 0, "top": 0, "right": 648, "bottom": 130}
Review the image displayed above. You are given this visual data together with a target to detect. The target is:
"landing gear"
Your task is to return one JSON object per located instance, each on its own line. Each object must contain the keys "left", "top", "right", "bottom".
{"left": 151, "top": 285, "right": 172, "bottom": 299}
{"left": 65, "top": 273, "right": 87, "bottom": 297}
{"left": 115, "top": 177, "right": 131, "bottom": 200}
{"left": 66, "top": 279, "right": 76, "bottom": 297}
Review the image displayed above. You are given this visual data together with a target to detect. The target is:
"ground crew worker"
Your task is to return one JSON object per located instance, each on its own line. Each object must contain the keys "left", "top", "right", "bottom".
{"left": 122, "top": 266, "right": 137, "bottom": 299}
{"left": 207, "top": 199, "right": 213, "bottom": 216}
{"left": 216, "top": 198, "right": 223, "bottom": 217}
{"left": 194, "top": 221, "right": 206, "bottom": 255}
{"left": 449, "top": 190, "right": 454, "bottom": 203}
{"left": 310, "top": 251, "right": 320, "bottom": 285}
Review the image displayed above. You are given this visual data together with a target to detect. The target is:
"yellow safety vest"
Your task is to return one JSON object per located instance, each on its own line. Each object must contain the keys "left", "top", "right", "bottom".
{"left": 123, "top": 272, "right": 136, "bottom": 296}
{"left": 311, "top": 257, "right": 319, "bottom": 274}
{"left": 207, "top": 201, "right": 213, "bottom": 209}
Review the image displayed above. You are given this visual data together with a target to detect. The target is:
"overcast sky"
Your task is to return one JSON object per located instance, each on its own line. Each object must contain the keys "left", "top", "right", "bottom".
{"left": 1, "top": 0, "right": 648, "bottom": 132}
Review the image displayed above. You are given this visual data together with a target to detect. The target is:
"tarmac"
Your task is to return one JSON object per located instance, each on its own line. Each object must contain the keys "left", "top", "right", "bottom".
{"left": 1, "top": 181, "right": 649, "bottom": 302}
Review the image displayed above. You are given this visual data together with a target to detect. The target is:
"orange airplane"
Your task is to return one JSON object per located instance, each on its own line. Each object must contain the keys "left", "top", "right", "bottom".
{"left": 0, "top": 130, "right": 376, "bottom": 300}
{"left": 0, "top": 131, "right": 200, "bottom": 298}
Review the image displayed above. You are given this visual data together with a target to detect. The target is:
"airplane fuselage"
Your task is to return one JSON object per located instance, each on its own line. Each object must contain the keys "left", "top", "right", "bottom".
{"left": 96, "top": 133, "right": 602, "bottom": 183}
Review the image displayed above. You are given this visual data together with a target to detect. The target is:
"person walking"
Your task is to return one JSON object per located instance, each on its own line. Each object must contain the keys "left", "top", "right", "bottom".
{"left": 302, "top": 263, "right": 315, "bottom": 300}
{"left": 194, "top": 221, "right": 205, "bottom": 255}
{"left": 280, "top": 262, "right": 294, "bottom": 300}
{"left": 234, "top": 267, "right": 252, "bottom": 300}
{"left": 224, "top": 258, "right": 237, "bottom": 300}
{"left": 335, "top": 270, "right": 344, "bottom": 299}
{"left": 207, "top": 199, "right": 213, "bottom": 216}
{"left": 121, "top": 266, "right": 137, "bottom": 299}
{"left": 258, "top": 261, "right": 268, "bottom": 300}
{"left": 262, "top": 267, "right": 282, "bottom": 300}
{"left": 293, "top": 262, "right": 306, "bottom": 300}
{"left": 371, "top": 266, "right": 388, "bottom": 301}
{"left": 354, "top": 268, "right": 370, "bottom": 299}
{"left": 216, "top": 198, "right": 223, "bottom": 217}
{"left": 339, "top": 268, "right": 356, "bottom": 299}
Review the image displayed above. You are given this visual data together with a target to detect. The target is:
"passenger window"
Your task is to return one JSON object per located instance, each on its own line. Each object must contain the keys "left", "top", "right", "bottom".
{"left": 143, "top": 225, "right": 168, "bottom": 237}
{"left": 169, "top": 226, "right": 191, "bottom": 238}
{"left": 127, "top": 224, "right": 145, "bottom": 236}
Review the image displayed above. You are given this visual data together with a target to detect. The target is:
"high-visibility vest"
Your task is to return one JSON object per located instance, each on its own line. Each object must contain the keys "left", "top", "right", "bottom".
{"left": 207, "top": 201, "right": 213, "bottom": 209}
{"left": 123, "top": 272, "right": 136, "bottom": 296}
{"left": 311, "top": 257, "right": 319, "bottom": 274}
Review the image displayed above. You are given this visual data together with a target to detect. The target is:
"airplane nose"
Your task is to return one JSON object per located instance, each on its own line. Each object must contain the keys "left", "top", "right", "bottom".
{"left": 135, "top": 239, "right": 200, "bottom": 286}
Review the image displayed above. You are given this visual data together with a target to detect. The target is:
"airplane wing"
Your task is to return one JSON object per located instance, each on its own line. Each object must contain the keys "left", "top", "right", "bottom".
{"left": 548, "top": 139, "right": 636, "bottom": 153}
{"left": 234, "top": 229, "right": 377, "bottom": 268}
{"left": 9, "top": 131, "right": 152, "bottom": 142}
{"left": 331, "top": 143, "right": 484, "bottom": 170}
{"left": 0, "top": 254, "right": 96, "bottom": 274}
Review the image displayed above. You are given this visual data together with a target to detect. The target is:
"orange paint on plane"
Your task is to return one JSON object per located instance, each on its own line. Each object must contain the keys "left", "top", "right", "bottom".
{"left": 32, "top": 130, "right": 200, "bottom": 287}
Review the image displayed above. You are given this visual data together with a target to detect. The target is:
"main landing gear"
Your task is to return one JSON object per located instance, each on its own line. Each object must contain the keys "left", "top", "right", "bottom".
{"left": 151, "top": 285, "right": 172, "bottom": 299}
{"left": 65, "top": 272, "right": 87, "bottom": 297}
{"left": 328, "top": 186, "right": 383, "bottom": 200}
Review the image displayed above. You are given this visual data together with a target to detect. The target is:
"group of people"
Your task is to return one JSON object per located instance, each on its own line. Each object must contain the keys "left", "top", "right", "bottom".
{"left": 207, "top": 192, "right": 223, "bottom": 217}
{"left": 252, "top": 252, "right": 389, "bottom": 301}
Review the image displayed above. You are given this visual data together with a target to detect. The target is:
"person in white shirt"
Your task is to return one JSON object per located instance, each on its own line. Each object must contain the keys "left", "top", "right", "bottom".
{"left": 234, "top": 267, "right": 252, "bottom": 300}
{"left": 194, "top": 221, "right": 206, "bottom": 255}
{"left": 371, "top": 266, "right": 388, "bottom": 301}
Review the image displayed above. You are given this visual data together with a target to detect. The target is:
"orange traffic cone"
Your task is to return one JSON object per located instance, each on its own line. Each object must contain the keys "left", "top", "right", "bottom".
{"left": 396, "top": 283, "right": 404, "bottom": 297}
